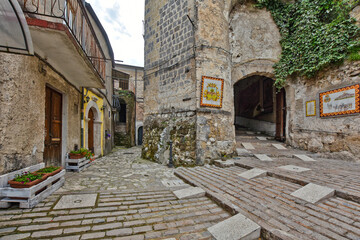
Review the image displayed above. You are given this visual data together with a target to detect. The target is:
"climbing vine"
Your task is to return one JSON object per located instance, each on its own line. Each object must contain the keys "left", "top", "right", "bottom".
{"left": 255, "top": 0, "right": 360, "bottom": 88}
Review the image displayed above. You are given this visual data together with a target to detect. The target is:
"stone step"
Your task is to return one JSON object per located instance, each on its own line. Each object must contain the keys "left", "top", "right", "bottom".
{"left": 173, "top": 187, "right": 205, "bottom": 199}
{"left": 291, "top": 183, "right": 335, "bottom": 204}
{"left": 294, "top": 154, "right": 316, "bottom": 162}
{"left": 207, "top": 213, "right": 260, "bottom": 240}
{"left": 278, "top": 165, "right": 311, "bottom": 173}
{"left": 272, "top": 144, "right": 287, "bottom": 150}
{"left": 214, "top": 160, "right": 235, "bottom": 168}
{"left": 242, "top": 143, "right": 255, "bottom": 150}
{"left": 254, "top": 154, "right": 273, "bottom": 161}
{"left": 238, "top": 168, "right": 267, "bottom": 180}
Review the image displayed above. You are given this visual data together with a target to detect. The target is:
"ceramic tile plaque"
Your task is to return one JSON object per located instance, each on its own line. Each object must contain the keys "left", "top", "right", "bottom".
{"left": 306, "top": 100, "right": 316, "bottom": 117}
{"left": 320, "top": 84, "right": 360, "bottom": 117}
{"left": 200, "top": 76, "right": 224, "bottom": 108}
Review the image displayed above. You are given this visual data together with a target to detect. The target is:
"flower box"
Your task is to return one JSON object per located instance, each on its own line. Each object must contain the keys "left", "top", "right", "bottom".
{"left": 0, "top": 164, "right": 65, "bottom": 208}
{"left": 68, "top": 153, "right": 85, "bottom": 159}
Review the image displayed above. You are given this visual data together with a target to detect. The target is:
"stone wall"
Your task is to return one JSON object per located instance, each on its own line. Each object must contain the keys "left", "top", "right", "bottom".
{"left": 143, "top": 0, "right": 198, "bottom": 164}
{"left": 287, "top": 61, "right": 360, "bottom": 161}
{"left": 142, "top": 111, "right": 196, "bottom": 167}
{"left": 0, "top": 53, "right": 81, "bottom": 174}
{"left": 194, "top": 0, "right": 236, "bottom": 163}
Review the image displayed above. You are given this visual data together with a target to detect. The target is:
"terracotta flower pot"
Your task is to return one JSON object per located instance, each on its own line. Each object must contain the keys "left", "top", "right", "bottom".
{"left": 36, "top": 167, "right": 63, "bottom": 180}
{"left": 8, "top": 178, "right": 44, "bottom": 188}
{"left": 69, "top": 153, "right": 84, "bottom": 159}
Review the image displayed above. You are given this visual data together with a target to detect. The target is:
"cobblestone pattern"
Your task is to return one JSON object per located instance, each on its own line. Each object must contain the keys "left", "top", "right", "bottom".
{"left": 175, "top": 165, "right": 360, "bottom": 240}
{"left": 0, "top": 147, "right": 230, "bottom": 239}
{"left": 0, "top": 190, "right": 230, "bottom": 239}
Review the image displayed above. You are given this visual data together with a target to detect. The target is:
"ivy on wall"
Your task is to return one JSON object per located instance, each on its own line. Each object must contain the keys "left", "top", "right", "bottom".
{"left": 255, "top": 0, "right": 360, "bottom": 88}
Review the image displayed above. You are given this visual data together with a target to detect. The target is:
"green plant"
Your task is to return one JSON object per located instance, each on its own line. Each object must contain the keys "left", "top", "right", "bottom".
{"left": 35, "top": 166, "right": 60, "bottom": 174}
{"left": 255, "top": 0, "right": 360, "bottom": 88}
{"left": 12, "top": 172, "right": 43, "bottom": 184}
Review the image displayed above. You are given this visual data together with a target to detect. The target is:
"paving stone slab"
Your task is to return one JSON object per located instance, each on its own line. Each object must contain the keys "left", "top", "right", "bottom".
{"left": 242, "top": 143, "right": 255, "bottom": 150}
{"left": 294, "top": 154, "right": 316, "bottom": 162}
{"left": 254, "top": 154, "right": 273, "bottom": 161}
{"left": 272, "top": 144, "right": 287, "bottom": 150}
{"left": 54, "top": 194, "right": 98, "bottom": 209}
{"left": 236, "top": 149, "right": 253, "bottom": 157}
{"left": 207, "top": 213, "right": 260, "bottom": 240}
{"left": 278, "top": 165, "right": 311, "bottom": 173}
{"left": 173, "top": 187, "right": 205, "bottom": 199}
{"left": 214, "top": 160, "right": 235, "bottom": 168}
{"left": 238, "top": 168, "right": 267, "bottom": 180}
{"left": 161, "top": 179, "right": 187, "bottom": 188}
{"left": 257, "top": 137, "right": 267, "bottom": 141}
{"left": 291, "top": 183, "right": 335, "bottom": 204}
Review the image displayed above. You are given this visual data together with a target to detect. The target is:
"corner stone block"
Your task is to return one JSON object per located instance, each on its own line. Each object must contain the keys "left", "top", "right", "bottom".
{"left": 207, "top": 213, "right": 260, "bottom": 240}
{"left": 291, "top": 183, "right": 335, "bottom": 204}
{"left": 238, "top": 168, "right": 267, "bottom": 180}
{"left": 173, "top": 187, "right": 205, "bottom": 199}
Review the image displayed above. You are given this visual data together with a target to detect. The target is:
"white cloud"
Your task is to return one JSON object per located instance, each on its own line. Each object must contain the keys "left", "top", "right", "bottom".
{"left": 86, "top": 0, "right": 144, "bottom": 66}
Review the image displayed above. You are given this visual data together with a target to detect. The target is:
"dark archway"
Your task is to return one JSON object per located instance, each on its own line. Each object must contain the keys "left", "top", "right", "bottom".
{"left": 138, "top": 126, "right": 143, "bottom": 145}
{"left": 234, "top": 75, "right": 277, "bottom": 136}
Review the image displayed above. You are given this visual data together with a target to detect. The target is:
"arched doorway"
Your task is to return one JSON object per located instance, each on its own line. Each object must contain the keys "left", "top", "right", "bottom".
{"left": 88, "top": 108, "right": 94, "bottom": 153}
{"left": 85, "top": 101, "right": 102, "bottom": 156}
{"left": 138, "top": 126, "right": 143, "bottom": 145}
{"left": 234, "top": 75, "right": 286, "bottom": 139}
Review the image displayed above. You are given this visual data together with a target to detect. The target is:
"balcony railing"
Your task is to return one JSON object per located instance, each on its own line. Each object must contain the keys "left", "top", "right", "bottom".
{"left": 19, "top": 0, "right": 106, "bottom": 81}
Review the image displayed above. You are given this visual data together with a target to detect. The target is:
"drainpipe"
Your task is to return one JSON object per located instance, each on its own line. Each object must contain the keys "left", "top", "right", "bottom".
{"left": 134, "top": 68, "right": 137, "bottom": 146}
{"left": 80, "top": 87, "right": 84, "bottom": 149}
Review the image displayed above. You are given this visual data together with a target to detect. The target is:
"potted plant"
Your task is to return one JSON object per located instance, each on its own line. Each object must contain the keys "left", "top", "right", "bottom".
{"left": 8, "top": 172, "right": 44, "bottom": 188}
{"left": 35, "top": 166, "right": 63, "bottom": 180}
{"left": 8, "top": 166, "right": 63, "bottom": 188}
{"left": 68, "top": 149, "right": 84, "bottom": 159}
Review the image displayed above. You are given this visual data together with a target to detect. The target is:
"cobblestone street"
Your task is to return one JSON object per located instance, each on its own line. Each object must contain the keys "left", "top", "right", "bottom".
{"left": 1, "top": 135, "right": 360, "bottom": 240}
{"left": 0, "top": 147, "right": 230, "bottom": 240}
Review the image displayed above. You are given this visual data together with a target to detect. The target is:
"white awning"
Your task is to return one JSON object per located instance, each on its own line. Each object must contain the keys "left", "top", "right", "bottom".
{"left": 0, "top": 0, "right": 33, "bottom": 55}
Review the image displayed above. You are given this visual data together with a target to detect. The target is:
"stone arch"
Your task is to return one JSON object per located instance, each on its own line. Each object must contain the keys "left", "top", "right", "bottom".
{"left": 84, "top": 100, "right": 102, "bottom": 156}
{"left": 136, "top": 122, "right": 144, "bottom": 146}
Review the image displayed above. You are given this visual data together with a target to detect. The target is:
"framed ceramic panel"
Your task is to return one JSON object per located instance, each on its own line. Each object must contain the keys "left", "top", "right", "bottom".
{"left": 319, "top": 84, "right": 360, "bottom": 117}
{"left": 200, "top": 76, "right": 224, "bottom": 108}
{"left": 306, "top": 100, "right": 316, "bottom": 117}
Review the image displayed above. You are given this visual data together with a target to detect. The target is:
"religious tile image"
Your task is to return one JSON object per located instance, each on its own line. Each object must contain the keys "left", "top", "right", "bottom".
{"left": 200, "top": 76, "right": 224, "bottom": 108}
{"left": 306, "top": 100, "right": 316, "bottom": 117}
{"left": 320, "top": 84, "right": 360, "bottom": 117}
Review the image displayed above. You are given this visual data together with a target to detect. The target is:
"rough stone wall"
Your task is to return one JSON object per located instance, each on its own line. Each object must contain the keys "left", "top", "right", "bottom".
{"left": 229, "top": 2, "right": 281, "bottom": 84}
{"left": 287, "top": 61, "right": 360, "bottom": 161}
{"left": 0, "top": 53, "right": 81, "bottom": 174}
{"left": 194, "top": 0, "right": 236, "bottom": 163}
{"left": 143, "top": 0, "right": 198, "bottom": 165}
{"left": 142, "top": 111, "right": 196, "bottom": 167}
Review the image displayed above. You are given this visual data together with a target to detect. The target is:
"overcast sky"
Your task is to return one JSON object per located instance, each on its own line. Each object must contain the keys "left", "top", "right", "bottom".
{"left": 86, "top": 0, "right": 145, "bottom": 67}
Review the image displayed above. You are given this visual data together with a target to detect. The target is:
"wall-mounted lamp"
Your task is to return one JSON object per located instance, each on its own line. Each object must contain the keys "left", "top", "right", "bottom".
{"left": 101, "top": 104, "right": 107, "bottom": 111}
{"left": 84, "top": 96, "right": 90, "bottom": 103}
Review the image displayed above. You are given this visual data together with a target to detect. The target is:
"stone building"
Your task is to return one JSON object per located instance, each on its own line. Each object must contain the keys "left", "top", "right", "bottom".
{"left": 113, "top": 64, "right": 144, "bottom": 146}
{"left": 143, "top": 0, "right": 360, "bottom": 166}
{"left": 0, "top": 0, "right": 114, "bottom": 174}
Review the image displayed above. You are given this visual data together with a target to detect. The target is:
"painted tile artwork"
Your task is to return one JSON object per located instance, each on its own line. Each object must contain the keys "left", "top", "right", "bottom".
{"left": 200, "top": 76, "right": 224, "bottom": 108}
{"left": 306, "top": 100, "right": 316, "bottom": 117}
{"left": 320, "top": 84, "right": 360, "bottom": 117}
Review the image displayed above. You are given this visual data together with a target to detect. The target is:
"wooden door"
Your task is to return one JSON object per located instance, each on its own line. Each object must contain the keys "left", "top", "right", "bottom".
{"left": 276, "top": 88, "right": 286, "bottom": 141}
{"left": 44, "top": 87, "right": 62, "bottom": 166}
{"left": 88, "top": 109, "right": 94, "bottom": 153}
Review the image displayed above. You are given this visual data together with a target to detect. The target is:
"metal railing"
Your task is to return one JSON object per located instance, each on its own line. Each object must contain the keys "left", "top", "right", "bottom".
{"left": 19, "top": 0, "right": 106, "bottom": 81}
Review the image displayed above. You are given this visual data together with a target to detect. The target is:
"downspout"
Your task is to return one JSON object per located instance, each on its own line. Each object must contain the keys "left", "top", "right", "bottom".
{"left": 80, "top": 87, "right": 84, "bottom": 149}
{"left": 134, "top": 68, "right": 137, "bottom": 146}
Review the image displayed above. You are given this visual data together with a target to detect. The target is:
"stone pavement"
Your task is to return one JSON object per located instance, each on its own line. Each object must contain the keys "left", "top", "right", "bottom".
{"left": 175, "top": 130, "right": 360, "bottom": 240}
{"left": 0, "top": 147, "right": 230, "bottom": 240}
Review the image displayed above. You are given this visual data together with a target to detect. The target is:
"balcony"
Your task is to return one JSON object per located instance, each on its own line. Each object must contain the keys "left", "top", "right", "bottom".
{"left": 18, "top": 0, "right": 106, "bottom": 88}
